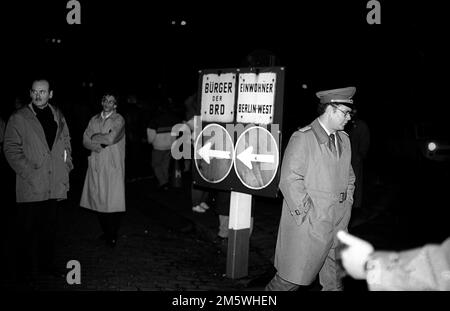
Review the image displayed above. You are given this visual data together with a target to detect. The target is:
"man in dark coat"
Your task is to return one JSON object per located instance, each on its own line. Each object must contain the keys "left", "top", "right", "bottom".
{"left": 4, "top": 78, "right": 73, "bottom": 287}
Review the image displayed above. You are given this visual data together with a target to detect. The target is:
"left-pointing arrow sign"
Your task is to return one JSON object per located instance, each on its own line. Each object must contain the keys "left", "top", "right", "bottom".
{"left": 198, "top": 141, "right": 231, "bottom": 164}
{"left": 237, "top": 146, "right": 275, "bottom": 170}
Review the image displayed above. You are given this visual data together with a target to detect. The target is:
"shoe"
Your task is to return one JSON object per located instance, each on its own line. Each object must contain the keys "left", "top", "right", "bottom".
{"left": 192, "top": 205, "right": 206, "bottom": 213}
{"left": 199, "top": 202, "right": 210, "bottom": 210}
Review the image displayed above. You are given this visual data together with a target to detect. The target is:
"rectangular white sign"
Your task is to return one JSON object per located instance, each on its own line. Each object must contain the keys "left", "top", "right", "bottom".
{"left": 201, "top": 73, "right": 236, "bottom": 123}
{"left": 236, "top": 72, "right": 276, "bottom": 125}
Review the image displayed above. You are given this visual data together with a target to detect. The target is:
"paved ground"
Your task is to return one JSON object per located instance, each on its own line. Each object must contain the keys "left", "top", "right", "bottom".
{"left": 1, "top": 163, "right": 448, "bottom": 291}
{"left": 0, "top": 175, "right": 274, "bottom": 291}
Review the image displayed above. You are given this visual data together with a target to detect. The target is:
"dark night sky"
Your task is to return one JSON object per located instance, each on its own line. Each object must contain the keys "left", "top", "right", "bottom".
{"left": 3, "top": 1, "right": 448, "bottom": 126}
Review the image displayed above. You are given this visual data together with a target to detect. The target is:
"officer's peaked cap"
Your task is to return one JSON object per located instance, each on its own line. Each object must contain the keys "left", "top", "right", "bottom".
{"left": 316, "top": 86, "right": 356, "bottom": 105}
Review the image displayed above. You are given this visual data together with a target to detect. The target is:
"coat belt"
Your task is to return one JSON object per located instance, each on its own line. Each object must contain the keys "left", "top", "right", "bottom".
{"left": 307, "top": 189, "right": 348, "bottom": 203}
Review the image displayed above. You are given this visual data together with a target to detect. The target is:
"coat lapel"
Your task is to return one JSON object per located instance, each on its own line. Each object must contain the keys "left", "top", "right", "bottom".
{"left": 336, "top": 132, "right": 346, "bottom": 158}
{"left": 50, "top": 105, "right": 64, "bottom": 145}
{"left": 311, "top": 119, "right": 337, "bottom": 158}
{"left": 311, "top": 119, "right": 329, "bottom": 145}
{"left": 24, "top": 105, "right": 50, "bottom": 151}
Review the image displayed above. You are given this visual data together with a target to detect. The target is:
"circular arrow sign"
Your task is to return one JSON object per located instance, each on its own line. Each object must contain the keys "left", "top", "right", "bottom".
{"left": 234, "top": 126, "right": 279, "bottom": 190}
{"left": 194, "top": 124, "right": 234, "bottom": 183}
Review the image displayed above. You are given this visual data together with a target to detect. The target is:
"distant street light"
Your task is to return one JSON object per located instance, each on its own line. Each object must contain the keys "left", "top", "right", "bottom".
{"left": 181, "top": 20, "right": 187, "bottom": 26}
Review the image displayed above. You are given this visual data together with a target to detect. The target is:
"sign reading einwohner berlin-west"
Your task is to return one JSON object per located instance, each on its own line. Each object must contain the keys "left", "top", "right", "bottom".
{"left": 237, "top": 72, "right": 276, "bottom": 125}
{"left": 201, "top": 72, "right": 236, "bottom": 123}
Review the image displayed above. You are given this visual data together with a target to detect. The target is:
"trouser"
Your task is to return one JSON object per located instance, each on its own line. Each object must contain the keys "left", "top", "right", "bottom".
{"left": 266, "top": 243, "right": 344, "bottom": 291}
{"left": 265, "top": 273, "right": 300, "bottom": 291}
{"left": 97, "top": 212, "right": 123, "bottom": 240}
{"left": 191, "top": 185, "right": 210, "bottom": 206}
{"left": 15, "top": 199, "right": 59, "bottom": 281}
{"left": 151, "top": 149, "right": 171, "bottom": 186}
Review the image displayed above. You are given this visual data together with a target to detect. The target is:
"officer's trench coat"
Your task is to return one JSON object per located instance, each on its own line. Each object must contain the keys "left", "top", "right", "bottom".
{"left": 274, "top": 118, "right": 355, "bottom": 285}
{"left": 80, "top": 112, "right": 126, "bottom": 213}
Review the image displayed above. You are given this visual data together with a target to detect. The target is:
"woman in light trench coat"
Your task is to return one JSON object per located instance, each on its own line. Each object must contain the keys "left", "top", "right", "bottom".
{"left": 80, "top": 93, "right": 126, "bottom": 247}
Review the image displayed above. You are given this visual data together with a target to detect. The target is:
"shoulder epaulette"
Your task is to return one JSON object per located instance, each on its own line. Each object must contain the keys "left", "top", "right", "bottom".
{"left": 298, "top": 126, "right": 311, "bottom": 133}
{"left": 340, "top": 131, "right": 349, "bottom": 136}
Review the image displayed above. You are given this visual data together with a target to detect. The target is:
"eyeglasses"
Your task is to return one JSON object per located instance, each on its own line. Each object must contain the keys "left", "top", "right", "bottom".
{"left": 102, "top": 97, "right": 117, "bottom": 104}
{"left": 333, "top": 106, "right": 352, "bottom": 118}
{"left": 31, "top": 90, "right": 49, "bottom": 96}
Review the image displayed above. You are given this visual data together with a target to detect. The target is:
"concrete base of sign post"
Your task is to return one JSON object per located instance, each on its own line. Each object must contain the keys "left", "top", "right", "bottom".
{"left": 226, "top": 191, "right": 252, "bottom": 279}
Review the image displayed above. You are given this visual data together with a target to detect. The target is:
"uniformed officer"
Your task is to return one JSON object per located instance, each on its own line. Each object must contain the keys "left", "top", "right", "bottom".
{"left": 266, "top": 86, "right": 356, "bottom": 291}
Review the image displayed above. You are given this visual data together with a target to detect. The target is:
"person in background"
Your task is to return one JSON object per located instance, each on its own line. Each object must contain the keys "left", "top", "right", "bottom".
{"left": 14, "top": 96, "right": 26, "bottom": 111}
{"left": 337, "top": 231, "right": 450, "bottom": 291}
{"left": 3, "top": 78, "right": 73, "bottom": 288}
{"left": 0, "top": 115, "right": 5, "bottom": 154}
{"left": 183, "top": 92, "right": 197, "bottom": 174}
{"left": 347, "top": 109, "right": 370, "bottom": 217}
{"left": 147, "top": 98, "right": 181, "bottom": 190}
{"left": 178, "top": 92, "right": 213, "bottom": 213}
{"left": 266, "top": 87, "right": 356, "bottom": 291}
{"left": 0, "top": 114, "right": 11, "bottom": 285}
{"left": 80, "top": 92, "right": 126, "bottom": 247}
